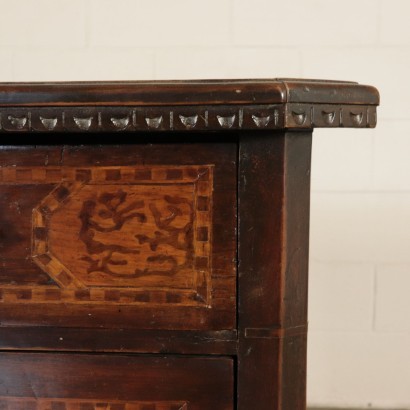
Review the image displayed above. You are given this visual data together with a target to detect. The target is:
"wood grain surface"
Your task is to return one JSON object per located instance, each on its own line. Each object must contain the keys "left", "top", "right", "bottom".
{"left": 0, "top": 353, "right": 233, "bottom": 410}
{"left": 0, "top": 79, "right": 379, "bottom": 106}
{"left": 0, "top": 79, "right": 380, "bottom": 409}
{"left": 0, "top": 142, "right": 236, "bottom": 331}
{"left": 237, "top": 131, "right": 312, "bottom": 410}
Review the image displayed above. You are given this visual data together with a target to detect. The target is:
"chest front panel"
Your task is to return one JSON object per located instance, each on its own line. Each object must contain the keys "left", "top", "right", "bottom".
{"left": 0, "top": 141, "right": 237, "bottom": 331}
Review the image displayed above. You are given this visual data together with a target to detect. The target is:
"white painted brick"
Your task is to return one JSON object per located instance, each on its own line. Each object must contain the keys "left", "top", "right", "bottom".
{"left": 0, "top": 0, "right": 86, "bottom": 47}
{"left": 311, "top": 192, "right": 375, "bottom": 263}
{"left": 301, "top": 47, "right": 410, "bottom": 120}
{"left": 308, "top": 261, "right": 374, "bottom": 331}
{"left": 375, "top": 265, "right": 410, "bottom": 331}
{"left": 154, "top": 48, "right": 301, "bottom": 79}
{"left": 307, "top": 330, "right": 410, "bottom": 408}
{"left": 381, "top": 0, "right": 410, "bottom": 45}
{"left": 311, "top": 128, "right": 374, "bottom": 192}
{"left": 88, "top": 0, "right": 230, "bottom": 47}
{"left": 310, "top": 192, "right": 410, "bottom": 263}
{"left": 0, "top": 50, "right": 14, "bottom": 81}
{"left": 233, "top": 0, "right": 378, "bottom": 46}
{"left": 13, "top": 49, "right": 155, "bottom": 81}
{"left": 373, "top": 119, "right": 410, "bottom": 191}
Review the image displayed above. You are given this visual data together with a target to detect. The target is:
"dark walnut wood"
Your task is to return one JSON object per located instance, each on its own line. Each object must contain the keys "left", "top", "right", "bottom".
{"left": 0, "top": 143, "right": 236, "bottom": 331}
{"left": 0, "top": 79, "right": 379, "bottom": 409}
{"left": 0, "top": 352, "right": 233, "bottom": 410}
{"left": 238, "top": 131, "right": 311, "bottom": 410}
{"left": 0, "top": 79, "right": 378, "bottom": 132}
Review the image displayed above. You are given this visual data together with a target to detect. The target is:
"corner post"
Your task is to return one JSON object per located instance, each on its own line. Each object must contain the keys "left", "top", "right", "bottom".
{"left": 237, "top": 130, "right": 312, "bottom": 409}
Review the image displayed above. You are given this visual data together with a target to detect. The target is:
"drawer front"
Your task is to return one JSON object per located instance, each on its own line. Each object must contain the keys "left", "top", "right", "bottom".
{"left": 0, "top": 353, "right": 233, "bottom": 410}
{"left": 0, "top": 143, "right": 236, "bottom": 330}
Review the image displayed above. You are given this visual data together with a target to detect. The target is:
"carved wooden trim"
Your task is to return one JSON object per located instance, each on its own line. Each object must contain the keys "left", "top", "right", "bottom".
{"left": 0, "top": 103, "right": 377, "bottom": 132}
{"left": 285, "top": 103, "right": 377, "bottom": 128}
{"left": 0, "top": 397, "right": 188, "bottom": 410}
{"left": 0, "top": 165, "right": 213, "bottom": 307}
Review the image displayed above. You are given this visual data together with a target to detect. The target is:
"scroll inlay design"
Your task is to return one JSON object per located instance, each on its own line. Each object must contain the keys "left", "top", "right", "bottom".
{"left": 0, "top": 165, "right": 212, "bottom": 306}
{"left": 78, "top": 189, "right": 194, "bottom": 280}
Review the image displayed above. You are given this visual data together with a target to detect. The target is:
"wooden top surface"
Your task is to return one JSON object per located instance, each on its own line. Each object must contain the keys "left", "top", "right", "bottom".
{"left": 0, "top": 79, "right": 379, "bottom": 107}
{"left": 0, "top": 79, "right": 379, "bottom": 131}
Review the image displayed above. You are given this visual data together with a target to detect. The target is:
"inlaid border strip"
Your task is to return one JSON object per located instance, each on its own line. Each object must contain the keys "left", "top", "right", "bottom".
{"left": 0, "top": 165, "right": 212, "bottom": 307}
{"left": 0, "top": 397, "right": 188, "bottom": 410}
{"left": 0, "top": 165, "right": 211, "bottom": 184}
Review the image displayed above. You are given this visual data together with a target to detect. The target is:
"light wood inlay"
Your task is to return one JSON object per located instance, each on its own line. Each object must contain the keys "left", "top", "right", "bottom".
{"left": 0, "top": 397, "right": 188, "bottom": 410}
{"left": 0, "top": 165, "right": 213, "bottom": 306}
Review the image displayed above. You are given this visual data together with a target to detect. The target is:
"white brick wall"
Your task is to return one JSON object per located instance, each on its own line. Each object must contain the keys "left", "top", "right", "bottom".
{"left": 0, "top": 1, "right": 87, "bottom": 47}
{"left": 375, "top": 265, "right": 410, "bottom": 332}
{"left": 308, "top": 331, "right": 410, "bottom": 408}
{"left": 308, "top": 262, "right": 375, "bottom": 332}
{"left": 88, "top": 0, "right": 232, "bottom": 47}
{"left": 0, "top": 0, "right": 409, "bottom": 407}
{"left": 13, "top": 49, "right": 156, "bottom": 81}
{"left": 155, "top": 48, "right": 302, "bottom": 79}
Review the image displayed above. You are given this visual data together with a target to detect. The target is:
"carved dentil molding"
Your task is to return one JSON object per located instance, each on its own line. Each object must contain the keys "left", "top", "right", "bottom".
{"left": 0, "top": 104, "right": 377, "bottom": 133}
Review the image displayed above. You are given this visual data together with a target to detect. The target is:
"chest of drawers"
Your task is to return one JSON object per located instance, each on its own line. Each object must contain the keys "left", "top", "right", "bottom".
{"left": 0, "top": 79, "right": 379, "bottom": 409}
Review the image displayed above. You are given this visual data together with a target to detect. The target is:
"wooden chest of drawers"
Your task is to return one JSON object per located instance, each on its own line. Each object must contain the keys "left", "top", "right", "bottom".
{"left": 0, "top": 79, "right": 379, "bottom": 409}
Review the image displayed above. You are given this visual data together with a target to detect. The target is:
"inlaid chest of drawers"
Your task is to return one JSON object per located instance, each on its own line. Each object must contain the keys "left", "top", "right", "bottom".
{"left": 0, "top": 79, "right": 379, "bottom": 410}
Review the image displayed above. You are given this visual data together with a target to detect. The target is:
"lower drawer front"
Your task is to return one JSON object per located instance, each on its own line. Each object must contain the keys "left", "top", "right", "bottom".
{"left": 0, "top": 353, "right": 233, "bottom": 410}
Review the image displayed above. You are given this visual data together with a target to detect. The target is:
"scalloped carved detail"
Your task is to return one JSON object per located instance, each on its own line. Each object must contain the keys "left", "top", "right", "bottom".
{"left": 252, "top": 114, "right": 271, "bottom": 128}
{"left": 350, "top": 111, "right": 364, "bottom": 126}
{"left": 40, "top": 116, "right": 58, "bottom": 130}
{"left": 8, "top": 115, "right": 27, "bottom": 129}
{"left": 0, "top": 104, "right": 377, "bottom": 132}
{"left": 217, "top": 114, "right": 235, "bottom": 128}
{"left": 111, "top": 116, "right": 130, "bottom": 130}
{"left": 74, "top": 116, "right": 93, "bottom": 130}
{"left": 146, "top": 116, "right": 163, "bottom": 129}
{"left": 291, "top": 111, "right": 307, "bottom": 126}
{"left": 179, "top": 114, "right": 198, "bottom": 129}
{"left": 322, "top": 110, "right": 336, "bottom": 125}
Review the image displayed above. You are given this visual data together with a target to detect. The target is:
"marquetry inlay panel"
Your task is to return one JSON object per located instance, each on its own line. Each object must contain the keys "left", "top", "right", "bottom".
{"left": 0, "top": 165, "right": 213, "bottom": 307}
{"left": 0, "top": 398, "right": 188, "bottom": 410}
